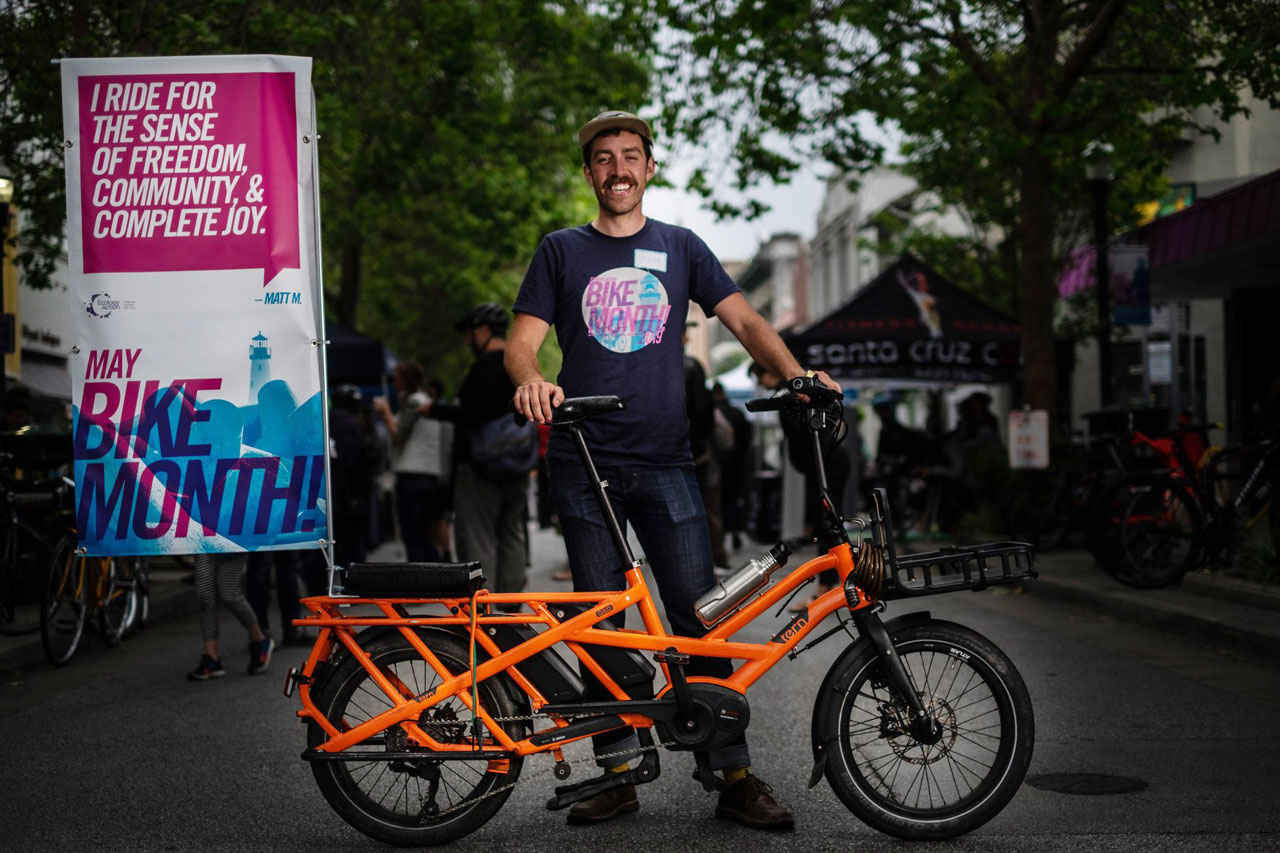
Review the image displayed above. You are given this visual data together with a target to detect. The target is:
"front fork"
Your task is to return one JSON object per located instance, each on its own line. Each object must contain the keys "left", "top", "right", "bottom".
{"left": 850, "top": 608, "right": 943, "bottom": 745}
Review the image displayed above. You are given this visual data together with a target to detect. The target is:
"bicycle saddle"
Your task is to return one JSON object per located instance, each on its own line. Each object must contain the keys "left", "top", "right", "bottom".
{"left": 550, "top": 395, "right": 625, "bottom": 425}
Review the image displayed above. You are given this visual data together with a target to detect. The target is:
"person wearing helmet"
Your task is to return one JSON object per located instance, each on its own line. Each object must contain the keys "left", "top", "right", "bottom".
{"left": 506, "top": 109, "right": 840, "bottom": 831}
{"left": 413, "top": 302, "right": 530, "bottom": 595}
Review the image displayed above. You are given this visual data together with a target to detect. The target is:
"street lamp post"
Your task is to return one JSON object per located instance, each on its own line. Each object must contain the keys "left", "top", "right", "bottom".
{"left": 0, "top": 167, "right": 12, "bottom": 412}
{"left": 1084, "top": 141, "right": 1115, "bottom": 408}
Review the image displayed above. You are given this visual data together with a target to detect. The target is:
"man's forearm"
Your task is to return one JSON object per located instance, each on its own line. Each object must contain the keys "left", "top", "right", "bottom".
{"left": 737, "top": 312, "right": 803, "bottom": 379}
{"left": 504, "top": 340, "right": 544, "bottom": 386}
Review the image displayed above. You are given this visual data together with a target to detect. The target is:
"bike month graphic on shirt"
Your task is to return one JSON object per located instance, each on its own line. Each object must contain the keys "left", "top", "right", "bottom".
{"left": 581, "top": 265, "right": 672, "bottom": 354}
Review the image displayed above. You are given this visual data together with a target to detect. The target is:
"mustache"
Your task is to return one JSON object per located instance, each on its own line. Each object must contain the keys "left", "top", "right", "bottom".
{"left": 603, "top": 176, "right": 637, "bottom": 188}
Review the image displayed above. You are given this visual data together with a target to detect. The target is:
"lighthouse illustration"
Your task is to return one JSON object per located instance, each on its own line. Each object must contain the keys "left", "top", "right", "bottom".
{"left": 248, "top": 331, "right": 272, "bottom": 404}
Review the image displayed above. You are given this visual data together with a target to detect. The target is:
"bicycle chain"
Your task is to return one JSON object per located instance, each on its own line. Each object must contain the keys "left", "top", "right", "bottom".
{"left": 426, "top": 710, "right": 675, "bottom": 819}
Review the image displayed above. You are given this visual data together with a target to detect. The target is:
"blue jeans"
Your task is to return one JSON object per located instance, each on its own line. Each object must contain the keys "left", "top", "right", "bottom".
{"left": 549, "top": 458, "right": 751, "bottom": 772}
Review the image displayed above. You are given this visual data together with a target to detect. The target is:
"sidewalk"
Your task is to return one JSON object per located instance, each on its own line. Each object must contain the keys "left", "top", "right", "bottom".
{"left": 3, "top": 529, "right": 1276, "bottom": 672}
{"left": 1024, "top": 548, "right": 1280, "bottom": 657}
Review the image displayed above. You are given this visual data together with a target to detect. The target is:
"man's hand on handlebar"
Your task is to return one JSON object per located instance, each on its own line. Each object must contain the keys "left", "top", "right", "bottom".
{"left": 790, "top": 370, "right": 843, "bottom": 404}
{"left": 513, "top": 379, "right": 565, "bottom": 425}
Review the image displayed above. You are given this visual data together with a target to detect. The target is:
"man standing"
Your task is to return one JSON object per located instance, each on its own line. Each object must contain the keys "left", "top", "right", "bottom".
{"left": 507, "top": 110, "right": 839, "bottom": 830}
{"left": 422, "top": 303, "right": 530, "bottom": 594}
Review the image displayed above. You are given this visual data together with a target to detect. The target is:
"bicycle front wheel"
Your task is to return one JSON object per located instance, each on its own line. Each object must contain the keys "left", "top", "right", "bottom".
{"left": 308, "top": 631, "right": 524, "bottom": 846}
{"left": 42, "top": 535, "right": 88, "bottom": 666}
{"left": 97, "top": 557, "right": 134, "bottom": 646}
{"left": 817, "top": 620, "right": 1034, "bottom": 840}
{"left": 1115, "top": 478, "right": 1203, "bottom": 587}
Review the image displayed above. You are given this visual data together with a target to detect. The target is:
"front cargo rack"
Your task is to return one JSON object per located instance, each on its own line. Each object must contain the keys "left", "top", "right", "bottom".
{"left": 881, "top": 541, "right": 1037, "bottom": 599}
{"left": 859, "top": 487, "right": 1037, "bottom": 600}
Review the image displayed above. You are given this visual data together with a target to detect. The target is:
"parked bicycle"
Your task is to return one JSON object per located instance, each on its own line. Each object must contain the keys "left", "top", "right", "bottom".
{"left": 41, "top": 531, "right": 150, "bottom": 666}
{"left": 285, "top": 379, "right": 1038, "bottom": 845}
{"left": 0, "top": 452, "right": 70, "bottom": 636}
{"left": 1090, "top": 426, "right": 1277, "bottom": 588}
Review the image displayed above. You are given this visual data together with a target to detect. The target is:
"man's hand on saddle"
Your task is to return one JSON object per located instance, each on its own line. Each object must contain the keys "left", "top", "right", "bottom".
{"left": 513, "top": 379, "right": 565, "bottom": 425}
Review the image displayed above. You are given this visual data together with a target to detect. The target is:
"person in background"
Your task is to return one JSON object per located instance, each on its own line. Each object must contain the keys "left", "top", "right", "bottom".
{"left": 330, "top": 384, "right": 377, "bottom": 568}
{"left": 748, "top": 363, "right": 849, "bottom": 609}
{"left": 711, "top": 382, "right": 753, "bottom": 552}
{"left": 188, "top": 554, "right": 273, "bottom": 680}
{"left": 424, "top": 377, "right": 457, "bottom": 562}
{"left": 421, "top": 303, "right": 529, "bottom": 594}
{"left": 373, "top": 361, "right": 450, "bottom": 562}
{"left": 685, "top": 337, "right": 729, "bottom": 568}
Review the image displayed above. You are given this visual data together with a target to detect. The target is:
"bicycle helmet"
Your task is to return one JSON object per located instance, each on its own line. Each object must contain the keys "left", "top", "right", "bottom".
{"left": 454, "top": 302, "right": 510, "bottom": 333}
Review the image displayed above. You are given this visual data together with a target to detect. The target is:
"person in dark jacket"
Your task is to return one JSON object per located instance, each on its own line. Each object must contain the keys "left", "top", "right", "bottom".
{"left": 420, "top": 303, "right": 530, "bottom": 594}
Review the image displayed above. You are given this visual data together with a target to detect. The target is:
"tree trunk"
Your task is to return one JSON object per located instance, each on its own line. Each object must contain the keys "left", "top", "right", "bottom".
{"left": 336, "top": 240, "right": 361, "bottom": 327}
{"left": 1017, "top": 148, "right": 1059, "bottom": 426}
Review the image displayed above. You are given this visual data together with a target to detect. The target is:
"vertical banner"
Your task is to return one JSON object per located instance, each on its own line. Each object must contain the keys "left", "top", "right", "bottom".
{"left": 61, "top": 55, "right": 326, "bottom": 556}
{"left": 1110, "top": 245, "right": 1151, "bottom": 326}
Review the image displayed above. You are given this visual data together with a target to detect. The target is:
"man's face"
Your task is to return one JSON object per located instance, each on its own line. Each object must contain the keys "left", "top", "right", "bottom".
{"left": 584, "top": 130, "right": 655, "bottom": 217}
{"left": 464, "top": 325, "right": 489, "bottom": 356}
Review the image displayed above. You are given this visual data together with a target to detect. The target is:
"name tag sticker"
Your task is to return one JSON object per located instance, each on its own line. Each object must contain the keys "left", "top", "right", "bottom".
{"left": 634, "top": 249, "right": 668, "bottom": 272}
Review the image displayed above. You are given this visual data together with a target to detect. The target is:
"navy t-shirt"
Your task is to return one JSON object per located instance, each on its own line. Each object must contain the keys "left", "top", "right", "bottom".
{"left": 514, "top": 218, "right": 739, "bottom": 468}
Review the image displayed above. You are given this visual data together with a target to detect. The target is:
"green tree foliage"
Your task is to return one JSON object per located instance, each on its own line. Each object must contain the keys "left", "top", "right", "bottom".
{"left": 0, "top": 0, "right": 649, "bottom": 380}
{"left": 651, "top": 0, "right": 1280, "bottom": 415}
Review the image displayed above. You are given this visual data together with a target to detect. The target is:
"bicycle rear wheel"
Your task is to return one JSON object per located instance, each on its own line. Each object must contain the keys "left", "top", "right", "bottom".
{"left": 816, "top": 620, "right": 1034, "bottom": 840}
{"left": 308, "top": 631, "right": 524, "bottom": 846}
{"left": 42, "top": 535, "right": 88, "bottom": 666}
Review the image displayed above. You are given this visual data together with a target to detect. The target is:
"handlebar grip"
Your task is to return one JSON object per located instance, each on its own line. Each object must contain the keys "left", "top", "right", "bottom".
{"left": 745, "top": 397, "right": 787, "bottom": 413}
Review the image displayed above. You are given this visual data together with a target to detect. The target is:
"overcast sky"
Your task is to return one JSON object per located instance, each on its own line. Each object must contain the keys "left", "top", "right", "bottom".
{"left": 643, "top": 164, "right": 829, "bottom": 264}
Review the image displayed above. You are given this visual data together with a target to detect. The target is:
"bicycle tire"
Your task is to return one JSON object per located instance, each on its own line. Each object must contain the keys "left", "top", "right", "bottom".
{"left": 308, "top": 631, "right": 523, "bottom": 846}
{"left": 41, "top": 535, "right": 88, "bottom": 666}
{"left": 816, "top": 620, "right": 1034, "bottom": 840}
{"left": 1114, "top": 477, "right": 1203, "bottom": 588}
{"left": 98, "top": 557, "right": 133, "bottom": 646}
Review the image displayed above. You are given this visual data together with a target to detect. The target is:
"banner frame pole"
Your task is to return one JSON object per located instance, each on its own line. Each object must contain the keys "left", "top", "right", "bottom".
{"left": 305, "top": 85, "right": 338, "bottom": 592}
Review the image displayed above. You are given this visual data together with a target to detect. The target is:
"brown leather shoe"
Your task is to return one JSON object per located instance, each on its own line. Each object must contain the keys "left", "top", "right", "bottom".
{"left": 566, "top": 783, "right": 639, "bottom": 825}
{"left": 715, "top": 774, "right": 795, "bottom": 830}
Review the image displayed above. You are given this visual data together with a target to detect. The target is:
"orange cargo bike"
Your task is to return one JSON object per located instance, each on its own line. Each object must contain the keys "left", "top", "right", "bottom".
{"left": 285, "top": 378, "right": 1038, "bottom": 846}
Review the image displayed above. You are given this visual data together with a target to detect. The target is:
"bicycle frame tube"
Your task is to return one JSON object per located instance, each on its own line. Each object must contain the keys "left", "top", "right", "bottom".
{"left": 295, "top": 541, "right": 869, "bottom": 758}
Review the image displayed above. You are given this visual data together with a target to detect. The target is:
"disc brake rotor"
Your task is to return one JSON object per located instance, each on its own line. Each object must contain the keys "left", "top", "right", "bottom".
{"left": 881, "top": 694, "right": 958, "bottom": 765}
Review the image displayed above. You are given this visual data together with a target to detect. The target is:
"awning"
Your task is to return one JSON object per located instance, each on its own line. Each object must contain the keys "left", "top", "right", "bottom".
{"left": 16, "top": 357, "right": 72, "bottom": 401}
{"left": 787, "top": 253, "right": 1021, "bottom": 384}
{"left": 1134, "top": 167, "right": 1280, "bottom": 299}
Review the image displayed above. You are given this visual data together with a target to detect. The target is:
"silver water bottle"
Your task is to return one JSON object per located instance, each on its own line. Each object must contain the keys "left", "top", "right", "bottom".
{"left": 695, "top": 541, "right": 792, "bottom": 627}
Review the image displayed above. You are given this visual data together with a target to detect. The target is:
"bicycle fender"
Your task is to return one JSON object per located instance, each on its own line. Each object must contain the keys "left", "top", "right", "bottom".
{"left": 806, "top": 610, "right": 933, "bottom": 789}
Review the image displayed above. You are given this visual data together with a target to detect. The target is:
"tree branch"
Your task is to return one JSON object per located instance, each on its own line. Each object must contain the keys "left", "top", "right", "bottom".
{"left": 1052, "top": 0, "right": 1133, "bottom": 104}
{"left": 890, "top": 12, "right": 1026, "bottom": 130}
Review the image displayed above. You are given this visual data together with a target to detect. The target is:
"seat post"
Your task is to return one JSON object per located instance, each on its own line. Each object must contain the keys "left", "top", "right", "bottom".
{"left": 569, "top": 424, "right": 636, "bottom": 570}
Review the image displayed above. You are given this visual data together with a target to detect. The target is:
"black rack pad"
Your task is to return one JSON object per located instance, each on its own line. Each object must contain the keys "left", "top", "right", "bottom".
{"left": 344, "top": 562, "right": 484, "bottom": 597}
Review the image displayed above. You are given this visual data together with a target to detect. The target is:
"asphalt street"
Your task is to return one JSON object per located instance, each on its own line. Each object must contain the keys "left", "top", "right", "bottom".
{"left": 1, "top": 528, "right": 1278, "bottom": 852}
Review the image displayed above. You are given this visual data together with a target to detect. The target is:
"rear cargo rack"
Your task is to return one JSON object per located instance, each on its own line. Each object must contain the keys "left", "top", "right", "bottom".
{"left": 861, "top": 487, "right": 1037, "bottom": 600}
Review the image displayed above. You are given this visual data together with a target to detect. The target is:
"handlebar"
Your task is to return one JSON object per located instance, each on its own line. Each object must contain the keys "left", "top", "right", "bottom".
{"left": 745, "top": 376, "right": 843, "bottom": 413}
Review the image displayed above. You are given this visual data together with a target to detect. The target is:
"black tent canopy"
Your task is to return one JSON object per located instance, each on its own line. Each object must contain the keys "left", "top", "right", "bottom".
{"left": 326, "top": 321, "right": 390, "bottom": 385}
{"left": 787, "top": 253, "right": 1021, "bottom": 384}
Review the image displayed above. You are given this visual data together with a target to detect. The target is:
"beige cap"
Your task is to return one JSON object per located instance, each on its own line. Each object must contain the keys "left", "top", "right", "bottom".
{"left": 577, "top": 110, "right": 653, "bottom": 147}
